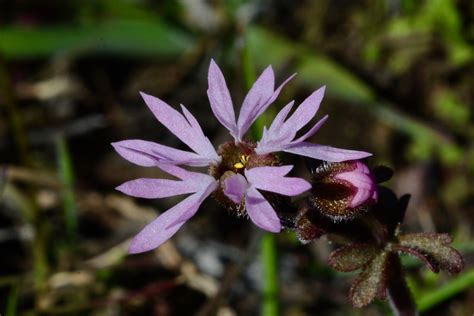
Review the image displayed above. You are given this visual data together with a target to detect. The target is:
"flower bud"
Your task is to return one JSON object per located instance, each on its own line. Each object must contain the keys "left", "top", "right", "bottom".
{"left": 294, "top": 205, "right": 327, "bottom": 244}
{"left": 310, "top": 160, "right": 377, "bottom": 221}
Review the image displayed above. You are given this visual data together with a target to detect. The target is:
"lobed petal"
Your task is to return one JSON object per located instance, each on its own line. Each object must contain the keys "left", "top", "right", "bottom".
{"left": 140, "top": 92, "right": 218, "bottom": 161}
{"left": 283, "top": 86, "right": 325, "bottom": 135}
{"left": 116, "top": 178, "right": 198, "bottom": 199}
{"left": 255, "top": 87, "right": 327, "bottom": 155}
{"left": 166, "top": 181, "right": 218, "bottom": 227}
{"left": 156, "top": 163, "right": 218, "bottom": 193}
{"left": 284, "top": 142, "right": 372, "bottom": 162}
{"left": 336, "top": 172, "right": 374, "bottom": 190}
{"left": 350, "top": 188, "right": 373, "bottom": 208}
{"left": 252, "top": 73, "right": 296, "bottom": 126}
{"left": 112, "top": 140, "right": 212, "bottom": 167}
{"left": 223, "top": 173, "right": 249, "bottom": 203}
{"left": 237, "top": 73, "right": 295, "bottom": 141}
{"left": 256, "top": 101, "right": 297, "bottom": 154}
{"left": 179, "top": 104, "right": 220, "bottom": 161}
{"left": 245, "top": 166, "right": 311, "bottom": 196}
{"left": 267, "top": 101, "right": 295, "bottom": 132}
{"left": 207, "top": 60, "right": 238, "bottom": 139}
{"left": 128, "top": 185, "right": 215, "bottom": 254}
{"left": 291, "top": 115, "right": 328, "bottom": 144}
{"left": 245, "top": 187, "right": 281, "bottom": 233}
{"left": 236, "top": 66, "right": 275, "bottom": 140}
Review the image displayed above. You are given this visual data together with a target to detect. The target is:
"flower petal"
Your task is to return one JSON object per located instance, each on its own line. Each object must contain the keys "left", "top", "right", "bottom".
{"left": 245, "top": 166, "right": 311, "bottom": 196}
{"left": 245, "top": 187, "right": 281, "bottom": 233}
{"left": 167, "top": 180, "right": 218, "bottom": 227}
{"left": 237, "top": 71, "right": 295, "bottom": 141}
{"left": 284, "top": 142, "right": 372, "bottom": 162}
{"left": 223, "top": 173, "right": 248, "bottom": 203}
{"left": 237, "top": 66, "right": 275, "bottom": 140}
{"left": 256, "top": 101, "right": 296, "bottom": 153}
{"left": 111, "top": 140, "right": 212, "bottom": 167}
{"left": 283, "top": 86, "right": 325, "bottom": 134}
{"left": 291, "top": 115, "right": 328, "bottom": 144}
{"left": 140, "top": 92, "right": 218, "bottom": 161}
{"left": 179, "top": 104, "right": 220, "bottom": 161}
{"left": 128, "top": 190, "right": 208, "bottom": 254}
{"left": 255, "top": 95, "right": 327, "bottom": 155}
{"left": 335, "top": 172, "right": 374, "bottom": 190}
{"left": 155, "top": 162, "right": 197, "bottom": 180}
{"left": 116, "top": 178, "right": 198, "bottom": 198}
{"left": 268, "top": 101, "right": 295, "bottom": 132}
{"left": 251, "top": 73, "right": 296, "bottom": 132}
{"left": 350, "top": 188, "right": 373, "bottom": 208}
{"left": 207, "top": 60, "right": 238, "bottom": 139}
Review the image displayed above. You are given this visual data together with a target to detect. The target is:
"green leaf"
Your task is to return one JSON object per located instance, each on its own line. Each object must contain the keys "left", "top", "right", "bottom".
{"left": 350, "top": 251, "right": 389, "bottom": 308}
{"left": 397, "top": 233, "right": 464, "bottom": 274}
{"left": 247, "top": 26, "right": 375, "bottom": 103}
{"left": 0, "top": 19, "right": 195, "bottom": 59}
{"left": 328, "top": 244, "right": 380, "bottom": 272}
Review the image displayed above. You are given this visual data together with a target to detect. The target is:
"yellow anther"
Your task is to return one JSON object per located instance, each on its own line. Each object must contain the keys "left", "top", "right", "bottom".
{"left": 234, "top": 162, "right": 245, "bottom": 169}
{"left": 233, "top": 155, "right": 249, "bottom": 169}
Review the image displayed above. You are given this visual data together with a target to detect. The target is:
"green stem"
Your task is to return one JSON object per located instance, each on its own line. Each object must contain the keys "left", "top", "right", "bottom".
{"left": 5, "top": 284, "right": 19, "bottom": 316}
{"left": 417, "top": 268, "right": 474, "bottom": 312}
{"left": 261, "top": 233, "right": 279, "bottom": 316}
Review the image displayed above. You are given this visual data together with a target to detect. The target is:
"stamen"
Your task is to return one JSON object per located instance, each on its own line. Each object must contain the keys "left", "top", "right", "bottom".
{"left": 233, "top": 155, "right": 249, "bottom": 169}
{"left": 234, "top": 162, "right": 244, "bottom": 169}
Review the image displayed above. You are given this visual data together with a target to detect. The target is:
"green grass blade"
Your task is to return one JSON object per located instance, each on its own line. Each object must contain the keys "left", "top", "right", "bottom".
{"left": 0, "top": 19, "right": 195, "bottom": 59}
{"left": 56, "top": 134, "right": 77, "bottom": 243}
{"left": 416, "top": 268, "right": 474, "bottom": 312}
{"left": 5, "top": 284, "right": 19, "bottom": 316}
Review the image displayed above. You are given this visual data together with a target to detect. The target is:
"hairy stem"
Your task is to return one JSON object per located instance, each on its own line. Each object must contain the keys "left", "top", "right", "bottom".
{"left": 387, "top": 254, "right": 418, "bottom": 316}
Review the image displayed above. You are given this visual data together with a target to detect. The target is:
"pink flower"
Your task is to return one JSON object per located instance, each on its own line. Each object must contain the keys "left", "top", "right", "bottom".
{"left": 113, "top": 60, "right": 371, "bottom": 253}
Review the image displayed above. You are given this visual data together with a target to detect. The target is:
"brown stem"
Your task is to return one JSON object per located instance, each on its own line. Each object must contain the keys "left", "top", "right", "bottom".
{"left": 386, "top": 254, "right": 418, "bottom": 316}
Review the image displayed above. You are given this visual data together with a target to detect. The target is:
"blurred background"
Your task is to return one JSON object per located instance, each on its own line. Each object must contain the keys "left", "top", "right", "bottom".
{"left": 0, "top": 0, "right": 473, "bottom": 315}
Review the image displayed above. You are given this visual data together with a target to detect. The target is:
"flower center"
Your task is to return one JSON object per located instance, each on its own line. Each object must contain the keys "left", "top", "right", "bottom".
{"left": 209, "top": 140, "right": 279, "bottom": 180}
{"left": 209, "top": 140, "right": 280, "bottom": 215}
{"left": 233, "top": 155, "right": 249, "bottom": 169}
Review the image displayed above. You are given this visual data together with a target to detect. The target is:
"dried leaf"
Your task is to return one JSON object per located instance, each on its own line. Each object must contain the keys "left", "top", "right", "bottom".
{"left": 328, "top": 244, "right": 379, "bottom": 272}
{"left": 397, "top": 233, "right": 464, "bottom": 273}
{"left": 350, "top": 251, "right": 389, "bottom": 308}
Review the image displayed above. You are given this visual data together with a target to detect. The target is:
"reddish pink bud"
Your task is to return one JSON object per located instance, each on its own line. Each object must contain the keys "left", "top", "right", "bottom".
{"left": 310, "top": 161, "right": 377, "bottom": 221}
